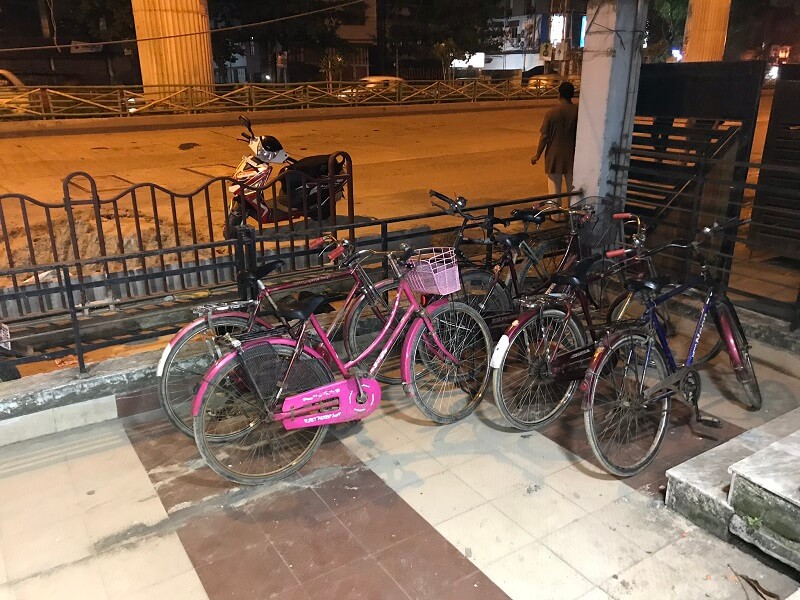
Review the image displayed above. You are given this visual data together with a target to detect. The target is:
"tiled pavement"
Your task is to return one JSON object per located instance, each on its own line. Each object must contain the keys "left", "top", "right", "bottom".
{"left": 0, "top": 352, "right": 799, "bottom": 599}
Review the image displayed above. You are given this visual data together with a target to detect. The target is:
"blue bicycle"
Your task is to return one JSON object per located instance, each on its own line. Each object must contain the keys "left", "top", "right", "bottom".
{"left": 581, "top": 217, "right": 761, "bottom": 476}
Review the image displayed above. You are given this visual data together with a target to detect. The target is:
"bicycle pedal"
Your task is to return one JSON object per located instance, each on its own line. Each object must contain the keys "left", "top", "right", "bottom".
{"left": 697, "top": 415, "right": 723, "bottom": 429}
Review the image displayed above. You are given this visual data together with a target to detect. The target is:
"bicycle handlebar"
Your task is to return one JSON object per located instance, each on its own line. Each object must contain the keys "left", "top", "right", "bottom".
{"left": 605, "top": 248, "right": 631, "bottom": 259}
{"left": 429, "top": 189, "right": 479, "bottom": 220}
{"left": 605, "top": 217, "right": 748, "bottom": 262}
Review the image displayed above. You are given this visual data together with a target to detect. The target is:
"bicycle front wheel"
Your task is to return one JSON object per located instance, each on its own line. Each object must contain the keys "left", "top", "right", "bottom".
{"left": 492, "top": 308, "right": 586, "bottom": 430}
{"left": 584, "top": 332, "right": 671, "bottom": 477}
{"left": 193, "top": 341, "right": 332, "bottom": 485}
{"left": 405, "top": 302, "right": 492, "bottom": 424}
{"left": 715, "top": 298, "right": 762, "bottom": 410}
{"left": 159, "top": 315, "right": 269, "bottom": 437}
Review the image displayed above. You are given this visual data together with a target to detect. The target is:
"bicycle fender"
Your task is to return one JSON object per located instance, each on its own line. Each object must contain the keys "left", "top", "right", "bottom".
{"left": 497, "top": 299, "right": 573, "bottom": 339}
{"left": 711, "top": 299, "right": 743, "bottom": 370}
{"left": 191, "top": 338, "right": 328, "bottom": 416}
{"left": 156, "top": 311, "right": 268, "bottom": 377}
{"left": 399, "top": 297, "right": 451, "bottom": 388}
{"left": 580, "top": 328, "right": 650, "bottom": 411}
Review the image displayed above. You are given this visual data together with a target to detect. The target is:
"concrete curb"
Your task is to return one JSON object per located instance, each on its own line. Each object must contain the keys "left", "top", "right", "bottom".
{"left": 0, "top": 99, "right": 559, "bottom": 139}
{"left": 0, "top": 349, "right": 160, "bottom": 446}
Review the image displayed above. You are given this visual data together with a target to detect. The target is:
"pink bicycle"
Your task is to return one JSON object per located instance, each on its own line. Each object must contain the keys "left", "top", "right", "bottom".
{"left": 191, "top": 237, "right": 493, "bottom": 485}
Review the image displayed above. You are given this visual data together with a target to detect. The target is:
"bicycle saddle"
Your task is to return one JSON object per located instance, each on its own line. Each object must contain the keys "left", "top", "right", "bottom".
{"left": 511, "top": 209, "right": 547, "bottom": 225}
{"left": 254, "top": 259, "right": 285, "bottom": 280}
{"left": 626, "top": 275, "right": 670, "bottom": 295}
{"left": 549, "top": 256, "right": 600, "bottom": 288}
{"left": 494, "top": 232, "right": 528, "bottom": 250}
{"left": 263, "top": 294, "right": 331, "bottom": 321}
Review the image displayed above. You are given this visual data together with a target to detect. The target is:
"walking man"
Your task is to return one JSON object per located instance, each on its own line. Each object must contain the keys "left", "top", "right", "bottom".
{"left": 531, "top": 81, "right": 578, "bottom": 203}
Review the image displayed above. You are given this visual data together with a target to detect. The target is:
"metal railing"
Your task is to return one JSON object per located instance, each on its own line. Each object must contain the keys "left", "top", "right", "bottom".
{"left": 0, "top": 78, "right": 579, "bottom": 121}
{"left": 611, "top": 128, "right": 800, "bottom": 329}
{"left": 0, "top": 168, "right": 577, "bottom": 372}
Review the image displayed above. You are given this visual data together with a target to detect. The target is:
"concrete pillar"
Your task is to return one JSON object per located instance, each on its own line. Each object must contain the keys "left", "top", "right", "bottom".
{"left": 683, "top": 0, "right": 731, "bottom": 62}
{"left": 131, "top": 0, "right": 214, "bottom": 92}
{"left": 573, "top": 0, "right": 648, "bottom": 201}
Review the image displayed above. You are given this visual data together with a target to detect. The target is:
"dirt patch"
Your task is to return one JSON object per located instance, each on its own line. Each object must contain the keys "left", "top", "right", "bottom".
{"left": 2, "top": 210, "right": 216, "bottom": 273}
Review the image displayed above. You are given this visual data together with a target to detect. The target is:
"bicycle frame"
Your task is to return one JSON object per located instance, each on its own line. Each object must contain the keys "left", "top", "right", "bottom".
{"left": 305, "top": 280, "right": 457, "bottom": 379}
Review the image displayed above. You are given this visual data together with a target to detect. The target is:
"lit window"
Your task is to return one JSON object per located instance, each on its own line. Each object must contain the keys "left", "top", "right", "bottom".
{"left": 550, "top": 14, "right": 565, "bottom": 45}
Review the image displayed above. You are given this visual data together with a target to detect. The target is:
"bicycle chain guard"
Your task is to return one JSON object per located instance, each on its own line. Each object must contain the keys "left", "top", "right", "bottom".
{"left": 280, "top": 377, "right": 381, "bottom": 430}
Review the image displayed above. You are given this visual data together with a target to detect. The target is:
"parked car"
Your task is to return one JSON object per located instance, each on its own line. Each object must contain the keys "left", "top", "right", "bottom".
{"left": 0, "top": 70, "right": 31, "bottom": 116}
{"left": 337, "top": 76, "right": 405, "bottom": 99}
{"left": 0, "top": 69, "right": 31, "bottom": 116}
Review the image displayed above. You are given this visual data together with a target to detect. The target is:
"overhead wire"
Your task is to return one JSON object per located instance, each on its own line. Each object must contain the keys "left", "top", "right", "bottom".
{"left": 0, "top": 0, "right": 365, "bottom": 54}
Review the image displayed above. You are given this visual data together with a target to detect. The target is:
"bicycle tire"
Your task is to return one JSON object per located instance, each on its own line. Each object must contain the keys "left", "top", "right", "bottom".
{"left": 159, "top": 315, "right": 269, "bottom": 437}
{"left": 715, "top": 299, "right": 762, "bottom": 410}
{"left": 518, "top": 238, "right": 564, "bottom": 295}
{"left": 193, "top": 341, "right": 332, "bottom": 485}
{"left": 584, "top": 331, "right": 671, "bottom": 477}
{"left": 344, "top": 279, "right": 410, "bottom": 385}
{"left": 492, "top": 308, "right": 586, "bottom": 430}
{"left": 405, "top": 301, "right": 492, "bottom": 424}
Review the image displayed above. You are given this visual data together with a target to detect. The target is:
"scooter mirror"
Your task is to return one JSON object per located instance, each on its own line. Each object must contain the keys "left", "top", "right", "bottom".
{"left": 239, "top": 115, "right": 254, "bottom": 136}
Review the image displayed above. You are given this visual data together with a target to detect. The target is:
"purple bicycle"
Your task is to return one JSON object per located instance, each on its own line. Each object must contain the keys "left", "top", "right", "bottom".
{"left": 581, "top": 217, "right": 762, "bottom": 476}
{"left": 191, "top": 237, "right": 492, "bottom": 485}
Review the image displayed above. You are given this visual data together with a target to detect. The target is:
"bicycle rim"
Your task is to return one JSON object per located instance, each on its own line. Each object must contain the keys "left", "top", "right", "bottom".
{"left": 407, "top": 302, "right": 492, "bottom": 424}
{"left": 585, "top": 333, "right": 670, "bottom": 476}
{"left": 160, "top": 316, "right": 263, "bottom": 437}
{"left": 194, "top": 342, "right": 331, "bottom": 485}
{"left": 493, "top": 309, "right": 585, "bottom": 430}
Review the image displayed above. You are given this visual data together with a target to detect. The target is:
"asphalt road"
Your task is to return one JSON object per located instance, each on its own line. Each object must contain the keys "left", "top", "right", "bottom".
{"left": 0, "top": 106, "right": 557, "bottom": 218}
{"left": 0, "top": 92, "right": 772, "bottom": 219}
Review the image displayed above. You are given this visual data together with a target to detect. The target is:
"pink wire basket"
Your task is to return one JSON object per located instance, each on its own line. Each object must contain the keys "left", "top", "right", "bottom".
{"left": 406, "top": 247, "right": 461, "bottom": 295}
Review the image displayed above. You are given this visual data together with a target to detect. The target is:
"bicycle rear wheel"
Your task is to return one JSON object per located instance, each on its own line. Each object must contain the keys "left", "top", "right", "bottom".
{"left": 715, "top": 299, "right": 762, "bottom": 410}
{"left": 405, "top": 302, "right": 492, "bottom": 424}
{"left": 492, "top": 308, "right": 586, "bottom": 430}
{"left": 584, "top": 332, "right": 670, "bottom": 477}
{"left": 159, "top": 315, "right": 269, "bottom": 437}
{"left": 193, "top": 341, "right": 332, "bottom": 485}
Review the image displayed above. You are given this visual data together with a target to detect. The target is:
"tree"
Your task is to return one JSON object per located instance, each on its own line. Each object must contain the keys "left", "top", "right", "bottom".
{"left": 207, "top": 0, "right": 364, "bottom": 73}
{"left": 433, "top": 38, "right": 463, "bottom": 80}
{"left": 384, "top": 0, "right": 503, "bottom": 72}
{"left": 645, "top": 0, "right": 688, "bottom": 62}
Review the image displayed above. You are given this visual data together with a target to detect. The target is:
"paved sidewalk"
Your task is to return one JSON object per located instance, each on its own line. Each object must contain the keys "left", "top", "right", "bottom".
{"left": 0, "top": 351, "right": 798, "bottom": 599}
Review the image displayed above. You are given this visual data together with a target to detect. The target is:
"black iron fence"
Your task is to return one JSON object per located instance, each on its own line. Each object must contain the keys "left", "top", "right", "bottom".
{"left": 0, "top": 165, "right": 576, "bottom": 373}
{"left": 0, "top": 78, "right": 578, "bottom": 121}
{"left": 610, "top": 117, "right": 800, "bottom": 329}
